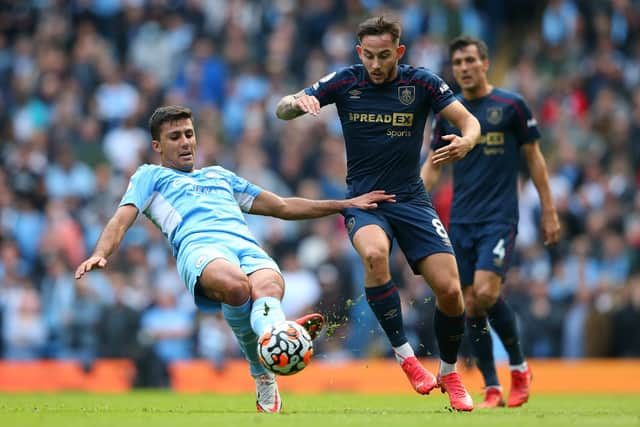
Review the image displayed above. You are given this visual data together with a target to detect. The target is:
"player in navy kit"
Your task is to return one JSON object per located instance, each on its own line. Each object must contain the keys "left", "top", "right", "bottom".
{"left": 276, "top": 17, "right": 481, "bottom": 411}
{"left": 421, "top": 36, "right": 561, "bottom": 408}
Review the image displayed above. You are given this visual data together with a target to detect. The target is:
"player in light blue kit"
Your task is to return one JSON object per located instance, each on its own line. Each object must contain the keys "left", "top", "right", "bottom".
{"left": 75, "top": 105, "right": 395, "bottom": 413}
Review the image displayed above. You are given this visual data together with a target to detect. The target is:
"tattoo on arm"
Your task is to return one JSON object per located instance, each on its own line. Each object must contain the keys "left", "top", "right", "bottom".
{"left": 276, "top": 90, "right": 307, "bottom": 120}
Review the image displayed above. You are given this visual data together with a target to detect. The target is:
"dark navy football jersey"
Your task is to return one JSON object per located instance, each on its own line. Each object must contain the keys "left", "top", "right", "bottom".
{"left": 305, "top": 64, "right": 455, "bottom": 199}
{"left": 431, "top": 88, "right": 541, "bottom": 225}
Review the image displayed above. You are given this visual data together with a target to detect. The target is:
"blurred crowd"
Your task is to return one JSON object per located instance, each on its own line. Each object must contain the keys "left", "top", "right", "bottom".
{"left": 0, "top": 0, "right": 638, "bottom": 386}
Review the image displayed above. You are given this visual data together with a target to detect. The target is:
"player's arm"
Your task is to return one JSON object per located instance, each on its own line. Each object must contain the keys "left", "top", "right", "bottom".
{"left": 275, "top": 90, "right": 321, "bottom": 120}
{"left": 249, "top": 190, "right": 395, "bottom": 220}
{"left": 521, "top": 142, "right": 561, "bottom": 245}
{"left": 420, "top": 149, "right": 442, "bottom": 192}
{"left": 432, "top": 101, "right": 481, "bottom": 166}
{"left": 74, "top": 204, "right": 139, "bottom": 279}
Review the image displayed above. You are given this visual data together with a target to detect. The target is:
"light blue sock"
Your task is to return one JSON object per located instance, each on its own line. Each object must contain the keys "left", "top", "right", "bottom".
{"left": 250, "top": 296, "right": 286, "bottom": 337}
{"left": 222, "top": 298, "right": 266, "bottom": 377}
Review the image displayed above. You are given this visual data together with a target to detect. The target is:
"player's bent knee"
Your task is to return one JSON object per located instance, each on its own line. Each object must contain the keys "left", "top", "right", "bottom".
{"left": 361, "top": 247, "right": 388, "bottom": 266}
{"left": 473, "top": 282, "right": 500, "bottom": 311}
{"left": 360, "top": 248, "right": 390, "bottom": 277}
{"left": 200, "top": 275, "right": 251, "bottom": 306}
{"left": 434, "top": 283, "right": 464, "bottom": 315}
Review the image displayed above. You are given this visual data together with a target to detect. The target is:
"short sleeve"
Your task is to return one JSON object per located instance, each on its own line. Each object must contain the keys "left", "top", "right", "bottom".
{"left": 224, "top": 169, "right": 263, "bottom": 212}
{"left": 304, "top": 68, "right": 350, "bottom": 107}
{"left": 120, "top": 165, "right": 156, "bottom": 211}
{"left": 512, "top": 97, "right": 541, "bottom": 145}
{"left": 425, "top": 71, "right": 455, "bottom": 114}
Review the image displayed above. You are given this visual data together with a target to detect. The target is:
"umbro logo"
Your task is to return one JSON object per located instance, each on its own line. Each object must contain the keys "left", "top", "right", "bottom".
{"left": 348, "top": 89, "right": 361, "bottom": 99}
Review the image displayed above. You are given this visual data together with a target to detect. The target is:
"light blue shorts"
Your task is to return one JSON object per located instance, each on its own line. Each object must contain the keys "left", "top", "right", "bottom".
{"left": 177, "top": 238, "right": 280, "bottom": 312}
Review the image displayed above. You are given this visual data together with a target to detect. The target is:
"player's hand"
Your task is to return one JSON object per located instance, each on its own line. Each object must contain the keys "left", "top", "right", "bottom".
{"left": 348, "top": 190, "right": 396, "bottom": 209}
{"left": 75, "top": 256, "right": 108, "bottom": 279}
{"left": 431, "top": 134, "right": 475, "bottom": 166}
{"left": 292, "top": 94, "right": 321, "bottom": 116}
{"left": 541, "top": 209, "right": 561, "bottom": 246}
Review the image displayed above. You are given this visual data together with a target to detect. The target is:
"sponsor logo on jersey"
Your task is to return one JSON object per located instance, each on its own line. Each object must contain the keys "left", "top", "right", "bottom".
{"left": 172, "top": 177, "right": 197, "bottom": 187}
{"left": 348, "top": 89, "right": 362, "bottom": 99}
{"left": 348, "top": 112, "right": 413, "bottom": 126}
{"left": 398, "top": 86, "right": 415, "bottom": 105}
{"left": 486, "top": 107, "right": 503, "bottom": 125}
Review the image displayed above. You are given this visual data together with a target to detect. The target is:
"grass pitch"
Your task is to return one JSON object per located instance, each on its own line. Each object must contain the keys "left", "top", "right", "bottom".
{"left": 1, "top": 392, "right": 638, "bottom": 427}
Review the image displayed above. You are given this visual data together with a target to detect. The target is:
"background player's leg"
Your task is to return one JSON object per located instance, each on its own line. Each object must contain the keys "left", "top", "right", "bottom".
{"left": 474, "top": 270, "right": 530, "bottom": 407}
{"left": 464, "top": 284, "right": 500, "bottom": 388}
{"left": 352, "top": 225, "right": 436, "bottom": 395}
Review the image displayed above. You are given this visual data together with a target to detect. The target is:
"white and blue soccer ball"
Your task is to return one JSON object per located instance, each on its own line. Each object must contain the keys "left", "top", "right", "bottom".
{"left": 257, "top": 320, "right": 313, "bottom": 376}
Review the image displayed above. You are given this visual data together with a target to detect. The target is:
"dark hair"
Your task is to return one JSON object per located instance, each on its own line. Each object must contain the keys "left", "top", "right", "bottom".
{"left": 357, "top": 16, "right": 401, "bottom": 44}
{"left": 148, "top": 105, "right": 193, "bottom": 140}
{"left": 449, "top": 36, "right": 489, "bottom": 60}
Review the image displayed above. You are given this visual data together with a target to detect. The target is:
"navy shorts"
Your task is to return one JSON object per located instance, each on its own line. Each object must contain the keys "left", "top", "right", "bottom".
{"left": 448, "top": 222, "right": 517, "bottom": 287}
{"left": 343, "top": 196, "right": 453, "bottom": 274}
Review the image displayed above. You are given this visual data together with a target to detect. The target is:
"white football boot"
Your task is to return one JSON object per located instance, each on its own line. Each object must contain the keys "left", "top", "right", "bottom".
{"left": 255, "top": 372, "right": 282, "bottom": 413}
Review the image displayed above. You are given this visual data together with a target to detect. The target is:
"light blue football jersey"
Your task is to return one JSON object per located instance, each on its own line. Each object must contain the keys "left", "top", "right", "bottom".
{"left": 120, "top": 164, "right": 263, "bottom": 257}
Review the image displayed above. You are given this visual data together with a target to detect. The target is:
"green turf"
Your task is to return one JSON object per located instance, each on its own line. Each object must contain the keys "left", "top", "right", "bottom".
{"left": 1, "top": 392, "right": 638, "bottom": 427}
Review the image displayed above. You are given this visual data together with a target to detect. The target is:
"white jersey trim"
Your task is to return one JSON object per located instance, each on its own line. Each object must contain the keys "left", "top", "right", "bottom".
{"left": 145, "top": 191, "right": 183, "bottom": 237}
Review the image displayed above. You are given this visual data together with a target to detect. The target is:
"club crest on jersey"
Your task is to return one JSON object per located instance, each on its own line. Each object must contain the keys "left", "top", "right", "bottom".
{"left": 487, "top": 107, "right": 503, "bottom": 125}
{"left": 398, "top": 86, "right": 415, "bottom": 105}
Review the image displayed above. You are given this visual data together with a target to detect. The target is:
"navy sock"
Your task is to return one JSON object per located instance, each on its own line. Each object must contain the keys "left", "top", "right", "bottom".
{"left": 434, "top": 308, "right": 465, "bottom": 364}
{"left": 467, "top": 315, "right": 500, "bottom": 387}
{"left": 365, "top": 281, "right": 407, "bottom": 347}
{"left": 487, "top": 297, "right": 524, "bottom": 365}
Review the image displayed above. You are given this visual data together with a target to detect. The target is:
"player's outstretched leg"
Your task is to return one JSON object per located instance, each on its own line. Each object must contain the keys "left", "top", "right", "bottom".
{"left": 477, "top": 386, "right": 505, "bottom": 408}
{"left": 295, "top": 313, "right": 326, "bottom": 340}
{"left": 255, "top": 372, "right": 282, "bottom": 413}
{"left": 508, "top": 366, "right": 532, "bottom": 407}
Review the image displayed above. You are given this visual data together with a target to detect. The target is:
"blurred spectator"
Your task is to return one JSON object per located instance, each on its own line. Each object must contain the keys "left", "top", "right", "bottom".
{"left": 0, "top": 0, "right": 637, "bottom": 367}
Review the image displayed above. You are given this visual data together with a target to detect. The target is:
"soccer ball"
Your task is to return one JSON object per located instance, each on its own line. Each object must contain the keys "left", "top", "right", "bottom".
{"left": 257, "top": 320, "right": 313, "bottom": 375}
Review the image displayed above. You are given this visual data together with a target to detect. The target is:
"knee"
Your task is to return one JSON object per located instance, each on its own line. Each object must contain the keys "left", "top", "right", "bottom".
{"left": 251, "top": 278, "right": 284, "bottom": 300}
{"left": 361, "top": 247, "right": 389, "bottom": 278}
{"left": 435, "top": 282, "right": 464, "bottom": 316}
{"left": 200, "top": 274, "right": 251, "bottom": 306}
{"left": 473, "top": 282, "right": 500, "bottom": 310}
{"left": 463, "top": 289, "right": 481, "bottom": 317}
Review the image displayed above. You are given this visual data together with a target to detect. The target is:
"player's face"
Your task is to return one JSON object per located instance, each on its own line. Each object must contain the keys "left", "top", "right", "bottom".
{"left": 451, "top": 45, "right": 489, "bottom": 93}
{"left": 357, "top": 33, "right": 406, "bottom": 85}
{"left": 153, "top": 118, "right": 196, "bottom": 172}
